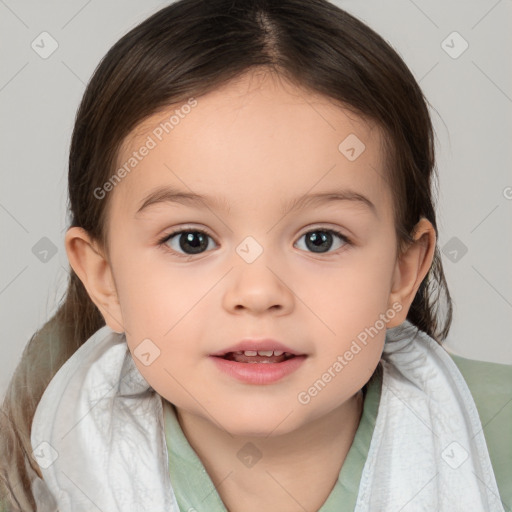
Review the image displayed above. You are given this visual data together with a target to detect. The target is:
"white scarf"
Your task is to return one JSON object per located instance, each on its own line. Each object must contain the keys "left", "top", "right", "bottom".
{"left": 30, "top": 320, "right": 504, "bottom": 511}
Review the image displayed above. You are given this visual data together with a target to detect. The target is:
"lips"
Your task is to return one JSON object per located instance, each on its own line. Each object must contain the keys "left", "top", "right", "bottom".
{"left": 210, "top": 341, "right": 307, "bottom": 384}
{"left": 210, "top": 339, "right": 304, "bottom": 359}
{"left": 223, "top": 350, "right": 295, "bottom": 364}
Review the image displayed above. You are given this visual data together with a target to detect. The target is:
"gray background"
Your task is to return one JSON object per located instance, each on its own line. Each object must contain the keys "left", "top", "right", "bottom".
{"left": 1, "top": 0, "right": 511, "bottom": 399}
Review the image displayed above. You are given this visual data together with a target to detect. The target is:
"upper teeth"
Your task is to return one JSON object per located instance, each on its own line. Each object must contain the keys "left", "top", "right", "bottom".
{"left": 236, "top": 350, "right": 285, "bottom": 357}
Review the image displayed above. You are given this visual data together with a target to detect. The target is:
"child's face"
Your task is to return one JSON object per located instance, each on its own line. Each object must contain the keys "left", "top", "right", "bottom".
{"left": 101, "top": 71, "right": 404, "bottom": 435}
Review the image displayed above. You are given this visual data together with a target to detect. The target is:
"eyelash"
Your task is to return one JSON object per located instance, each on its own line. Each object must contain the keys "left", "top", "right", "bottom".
{"left": 157, "top": 226, "right": 352, "bottom": 259}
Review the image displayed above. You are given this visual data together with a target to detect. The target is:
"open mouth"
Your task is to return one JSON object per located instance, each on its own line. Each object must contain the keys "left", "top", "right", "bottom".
{"left": 219, "top": 350, "right": 297, "bottom": 364}
{"left": 210, "top": 348, "right": 306, "bottom": 384}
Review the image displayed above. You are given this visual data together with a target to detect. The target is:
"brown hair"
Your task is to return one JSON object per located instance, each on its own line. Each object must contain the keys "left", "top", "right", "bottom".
{"left": 0, "top": 0, "right": 452, "bottom": 508}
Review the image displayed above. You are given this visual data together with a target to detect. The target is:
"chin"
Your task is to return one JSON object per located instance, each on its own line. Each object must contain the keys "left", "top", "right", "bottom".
{"left": 220, "top": 406, "right": 307, "bottom": 439}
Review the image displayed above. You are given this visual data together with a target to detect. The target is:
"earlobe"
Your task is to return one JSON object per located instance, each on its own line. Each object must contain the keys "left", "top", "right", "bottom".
{"left": 64, "top": 227, "right": 125, "bottom": 333}
{"left": 387, "top": 218, "right": 436, "bottom": 328}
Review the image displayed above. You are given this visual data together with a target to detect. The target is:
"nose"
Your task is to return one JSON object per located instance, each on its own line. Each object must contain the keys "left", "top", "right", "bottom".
{"left": 222, "top": 258, "right": 295, "bottom": 316}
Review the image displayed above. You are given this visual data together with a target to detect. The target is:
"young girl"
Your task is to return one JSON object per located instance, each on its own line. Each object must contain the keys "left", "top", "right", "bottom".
{"left": 1, "top": 0, "right": 510, "bottom": 511}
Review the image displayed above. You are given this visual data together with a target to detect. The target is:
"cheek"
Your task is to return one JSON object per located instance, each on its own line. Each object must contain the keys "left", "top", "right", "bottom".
{"left": 122, "top": 300, "right": 204, "bottom": 406}
{"left": 126, "top": 348, "right": 194, "bottom": 409}
{"left": 113, "top": 251, "right": 205, "bottom": 333}
{"left": 115, "top": 258, "right": 213, "bottom": 394}
{"left": 304, "top": 246, "right": 396, "bottom": 330}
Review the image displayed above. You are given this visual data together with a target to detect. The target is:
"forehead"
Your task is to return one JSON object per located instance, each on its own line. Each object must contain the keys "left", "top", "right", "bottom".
{"left": 110, "top": 70, "right": 392, "bottom": 220}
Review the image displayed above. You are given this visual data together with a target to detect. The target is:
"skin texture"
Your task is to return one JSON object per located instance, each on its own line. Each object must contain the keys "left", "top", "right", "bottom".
{"left": 65, "top": 69, "right": 436, "bottom": 511}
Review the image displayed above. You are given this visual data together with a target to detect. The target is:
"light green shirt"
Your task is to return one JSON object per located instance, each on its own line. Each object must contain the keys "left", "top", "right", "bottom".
{"left": 162, "top": 353, "right": 512, "bottom": 511}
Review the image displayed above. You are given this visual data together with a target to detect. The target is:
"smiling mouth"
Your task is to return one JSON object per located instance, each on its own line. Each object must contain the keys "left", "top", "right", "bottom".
{"left": 219, "top": 350, "right": 297, "bottom": 364}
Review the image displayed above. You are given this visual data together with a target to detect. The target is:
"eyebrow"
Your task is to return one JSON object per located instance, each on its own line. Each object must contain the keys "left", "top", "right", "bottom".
{"left": 135, "top": 185, "right": 377, "bottom": 217}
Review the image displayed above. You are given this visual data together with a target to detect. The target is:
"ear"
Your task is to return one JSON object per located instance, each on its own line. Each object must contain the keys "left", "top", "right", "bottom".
{"left": 64, "top": 227, "right": 125, "bottom": 333}
{"left": 386, "top": 217, "right": 436, "bottom": 328}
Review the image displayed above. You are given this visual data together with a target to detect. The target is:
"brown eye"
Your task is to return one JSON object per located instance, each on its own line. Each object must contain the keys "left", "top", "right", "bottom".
{"left": 295, "top": 229, "right": 349, "bottom": 254}
{"left": 160, "top": 229, "right": 217, "bottom": 256}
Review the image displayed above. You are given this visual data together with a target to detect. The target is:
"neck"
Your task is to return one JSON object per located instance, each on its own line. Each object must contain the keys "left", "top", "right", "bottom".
{"left": 175, "top": 390, "right": 364, "bottom": 512}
